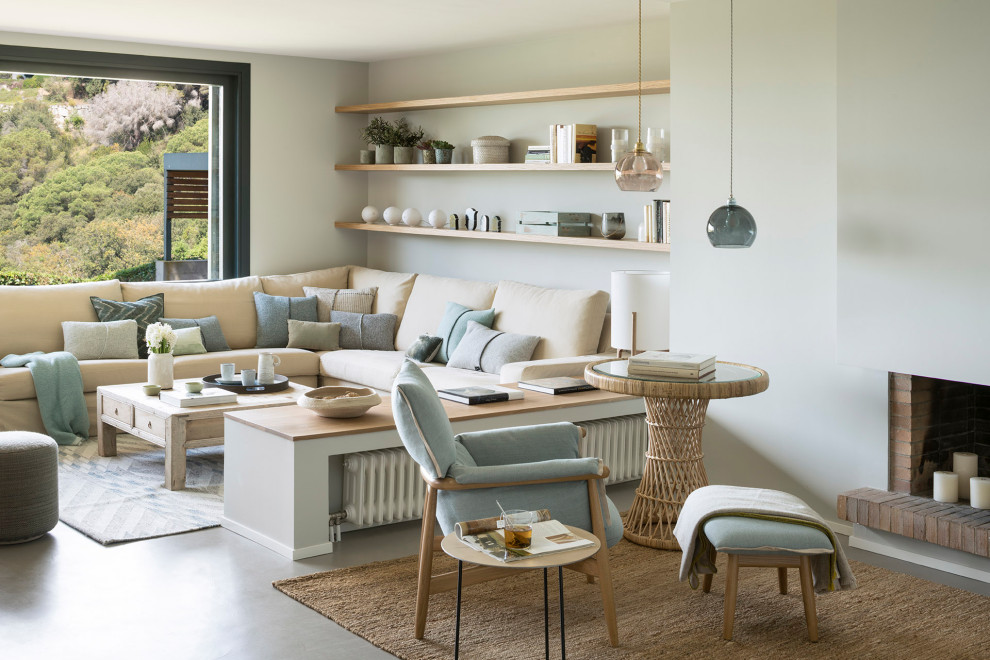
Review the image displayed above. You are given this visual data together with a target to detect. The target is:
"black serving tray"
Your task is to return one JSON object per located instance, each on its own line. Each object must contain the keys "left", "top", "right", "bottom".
{"left": 202, "top": 373, "right": 290, "bottom": 394}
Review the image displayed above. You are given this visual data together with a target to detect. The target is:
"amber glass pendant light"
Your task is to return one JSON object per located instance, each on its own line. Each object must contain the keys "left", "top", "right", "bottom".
{"left": 615, "top": 0, "right": 662, "bottom": 192}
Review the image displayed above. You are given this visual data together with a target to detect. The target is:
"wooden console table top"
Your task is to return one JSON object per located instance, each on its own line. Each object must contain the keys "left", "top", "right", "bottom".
{"left": 224, "top": 386, "right": 637, "bottom": 442}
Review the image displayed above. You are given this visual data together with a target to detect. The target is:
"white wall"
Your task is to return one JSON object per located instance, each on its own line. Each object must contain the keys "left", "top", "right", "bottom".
{"left": 0, "top": 31, "right": 369, "bottom": 276}
{"left": 836, "top": 0, "right": 990, "bottom": 388}
{"left": 363, "top": 20, "right": 672, "bottom": 293}
{"left": 670, "top": 0, "right": 887, "bottom": 517}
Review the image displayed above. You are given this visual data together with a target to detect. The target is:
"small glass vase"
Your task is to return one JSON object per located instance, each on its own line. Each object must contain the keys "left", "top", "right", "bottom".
{"left": 148, "top": 352, "right": 174, "bottom": 389}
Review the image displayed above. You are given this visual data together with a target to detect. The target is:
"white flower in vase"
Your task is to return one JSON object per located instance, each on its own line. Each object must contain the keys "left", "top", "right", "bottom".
{"left": 145, "top": 322, "right": 177, "bottom": 355}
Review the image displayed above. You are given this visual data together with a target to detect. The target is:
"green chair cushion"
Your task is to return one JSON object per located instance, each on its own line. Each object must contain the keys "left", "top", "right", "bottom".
{"left": 702, "top": 516, "right": 834, "bottom": 556}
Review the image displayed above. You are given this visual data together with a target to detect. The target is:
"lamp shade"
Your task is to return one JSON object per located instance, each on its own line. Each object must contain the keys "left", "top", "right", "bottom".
{"left": 611, "top": 270, "right": 670, "bottom": 352}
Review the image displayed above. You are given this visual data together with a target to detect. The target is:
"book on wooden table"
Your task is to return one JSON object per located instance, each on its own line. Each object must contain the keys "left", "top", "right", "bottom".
{"left": 627, "top": 363, "right": 717, "bottom": 378}
{"left": 456, "top": 515, "right": 594, "bottom": 563}
{"left": 517, "top": 376, "right": 596, "bottom": 395}
{"left": 437, "top": 386, "right": 510, "bottom": 405}
{"left": 159, "top": 388, "right": 238, "bottom": 408}
{"left": 628, "top": 351, "right": 717, "bottom": 371}
{"left": 626, "top": 369, "right": 717, "bottom": 383}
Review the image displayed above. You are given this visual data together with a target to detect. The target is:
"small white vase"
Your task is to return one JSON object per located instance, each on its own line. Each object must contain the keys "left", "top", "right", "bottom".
{"left": 148, "top": 352, "right": 174, "bottom": 389}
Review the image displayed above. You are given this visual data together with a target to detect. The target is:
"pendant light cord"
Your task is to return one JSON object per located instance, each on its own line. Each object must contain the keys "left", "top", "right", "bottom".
{"left": 729, "top": 0, "right": 734, "bottom": 198}
{"left": 637, "top": 0, "right": 643, "bottom": 146}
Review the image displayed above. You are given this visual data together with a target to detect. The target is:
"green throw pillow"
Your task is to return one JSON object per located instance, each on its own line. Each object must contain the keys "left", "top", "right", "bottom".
{"left": 160, "top": 316, "right": 231, "bottom": 352}
{"left": 91, "top": 293, "right": 165, "bottom": 359}
{"left": 287, "top": 320, "right": 341, "bottom": 351}
{"left": 173, "top": 327, "right": 207, "bottom": 356}
{"left": 435, "top": 301, "right": 495, "bottom": 363}
{"left": 405, "top": 334, "right": 443, "bottom": 363}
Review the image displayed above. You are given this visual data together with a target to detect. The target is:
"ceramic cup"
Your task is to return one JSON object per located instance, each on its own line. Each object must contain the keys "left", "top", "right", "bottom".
{"left": 184, "top": 381, "right": 204, "bottom": 393}
{"left": 142, "top": 383, "right": 162, "bottom": 396}
{"left": 220, "top": 363, "right": 236, "bottom": 382}
{"left": 241, "top": 369, "right": 257, "bottom": 386}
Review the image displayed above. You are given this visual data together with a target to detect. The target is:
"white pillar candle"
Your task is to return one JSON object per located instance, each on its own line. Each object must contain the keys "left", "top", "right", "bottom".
{"left": 971, "top": 477, "right": 990, "bottom": 509}
{"left": 953, "top": 452, "right": 979, "bottom": 499}
{"left": 933, "top": 471, "right": 959, "bottom": 503}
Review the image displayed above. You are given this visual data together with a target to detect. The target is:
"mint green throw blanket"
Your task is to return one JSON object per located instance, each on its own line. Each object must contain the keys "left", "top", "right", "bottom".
{"left": 1, "top": 351, "right": 88, "bottom": 446}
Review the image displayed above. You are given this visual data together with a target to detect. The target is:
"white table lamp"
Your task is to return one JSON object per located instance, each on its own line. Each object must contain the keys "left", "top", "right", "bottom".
{"left": 611, "top": 270, "right": 670, "bottom": 356}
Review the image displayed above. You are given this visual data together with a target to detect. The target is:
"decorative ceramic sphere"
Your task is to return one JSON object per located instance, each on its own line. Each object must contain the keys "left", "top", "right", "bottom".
{"left": 361, "top": 205, "right": 379, "bottom": 223}
{"left": 428, "top": 209, "right": 447, "bottom": 229}
{"left": 383, "top": 206, "right": 403, "bottom": 225}
{"left": 402, "top": 208, "right": 423, "bottom": 226}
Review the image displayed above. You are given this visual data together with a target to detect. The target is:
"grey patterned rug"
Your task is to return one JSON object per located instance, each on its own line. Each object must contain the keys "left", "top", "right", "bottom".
{"left": 57, "top": 435, "right": 224, "bottom": 544}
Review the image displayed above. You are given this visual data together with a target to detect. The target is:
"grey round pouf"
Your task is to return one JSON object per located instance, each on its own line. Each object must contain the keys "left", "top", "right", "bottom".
{"left": 0, "top": 431, "right": 59, "bottom": 544}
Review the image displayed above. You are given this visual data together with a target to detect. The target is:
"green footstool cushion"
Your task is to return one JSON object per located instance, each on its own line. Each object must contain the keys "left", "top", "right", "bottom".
{"left": 703, "top": 516, "right": 833, "bottom": 556}
{"left": 0, "top": 431, "right": 59, "bottom": 544}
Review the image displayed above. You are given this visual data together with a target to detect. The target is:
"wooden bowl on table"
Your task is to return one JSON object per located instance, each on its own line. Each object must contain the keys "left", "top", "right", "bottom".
{"left": 298, "top": 386, "right": 382, "bottom": 418}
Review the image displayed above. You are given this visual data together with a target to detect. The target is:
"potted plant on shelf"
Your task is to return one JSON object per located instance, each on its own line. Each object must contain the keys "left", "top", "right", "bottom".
{"left": 393, "top": 118, "right": 425, "bottom": 164}
{"left": 432, "top": 139, "right": 455, "bottom": 164}
{"left": 417, "top": 140, "right": 436, "bottom": 164}
{"left": 361, "top": 116, "right": 398, "bottom": 165}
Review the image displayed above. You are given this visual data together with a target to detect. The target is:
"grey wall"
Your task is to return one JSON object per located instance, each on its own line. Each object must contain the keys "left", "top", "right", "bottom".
{"left": 670, "top": 0, "right": 887, "bottom": 518}
{"left": 836, "top": 0, "right": 990, "bottom": 388}
{"left": 363, "top": 20, "right": 672, "bottom": 292}
{"left": 0, "top": 30, "right": 370, "bottom": 277}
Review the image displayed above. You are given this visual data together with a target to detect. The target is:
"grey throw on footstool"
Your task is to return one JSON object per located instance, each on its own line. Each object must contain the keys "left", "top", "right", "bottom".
{"left": 0, "top": 432, "right": 59, "bottom": 544}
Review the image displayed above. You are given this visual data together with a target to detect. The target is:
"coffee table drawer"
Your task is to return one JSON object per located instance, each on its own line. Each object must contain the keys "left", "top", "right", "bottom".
{"left": 103, "top": 398, "right": 133, "bottom": 426}
{"left": 135, "top": 409, "right": 166, "bottom": 439}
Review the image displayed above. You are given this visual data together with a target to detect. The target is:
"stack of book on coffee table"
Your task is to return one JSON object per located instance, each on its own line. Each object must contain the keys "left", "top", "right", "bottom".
{"left": 627, "top": 351, "right": 717, "bottom": 381}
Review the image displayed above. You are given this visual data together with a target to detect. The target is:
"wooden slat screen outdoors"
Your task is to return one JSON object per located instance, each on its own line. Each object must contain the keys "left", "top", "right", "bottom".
{"left": 166, "top": 170, "right": 209, "bottom": 220}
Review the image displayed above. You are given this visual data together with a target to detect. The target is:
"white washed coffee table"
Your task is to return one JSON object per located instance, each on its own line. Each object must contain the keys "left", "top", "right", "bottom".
{"left": 97, "top": 379, "right": 310, "bottom": 490}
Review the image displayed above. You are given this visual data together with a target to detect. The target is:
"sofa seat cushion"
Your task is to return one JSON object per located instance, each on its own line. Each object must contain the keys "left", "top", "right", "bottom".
{"left": 348, "top": 266, "right": 416, "bottom": 324}
{"left": 0, "top": 280, "right": 123, "bottom": 357}
{"left": 418, "top": 364, "right": 501, "bottom": 391}
{"left": 121, "top": 277, "right": 264, "bottom": 350}
{"left": 260, "top": 267, "right": 349, "bottom": 297}
{"left": 395, "top": 274, "right": 498, "bottom": 351}
{"left": 491, "top": 280, "right": 609, "bottom": 360}
{"left": 173, "top": 348, "right": 319, "bottom": 380}
{"left": 319, "top": 350, "right": 407, "bottom": 392}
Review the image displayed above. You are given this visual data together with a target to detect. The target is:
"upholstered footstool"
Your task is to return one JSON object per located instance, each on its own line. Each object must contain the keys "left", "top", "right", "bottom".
{"left": 701, "top": 516, "right": 833, "bottom": 642}
{"left": 0, "top": 432, "right": 59, "bottom": 544}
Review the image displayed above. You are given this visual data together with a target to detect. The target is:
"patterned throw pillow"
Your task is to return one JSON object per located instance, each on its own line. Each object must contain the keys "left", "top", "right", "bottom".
{"left": 160, "top": 316, "right": 231, "bottom": 352}
{"left": 330, "top": 311, "right": 397, "bottom": 351}
{"left": 90, "top": 293, "right": 165, "bottom": 358}
{"left": 405, "top": 334, "right": 443, "bottom": 363}
{"left": 253, "top": 292, "right": 318, "bottom": 348}
{"left": 435, "top": 301, "right": 496, "bottom": 363}
{"left": 303, "top": 286, "right": 377, "bottom": 322}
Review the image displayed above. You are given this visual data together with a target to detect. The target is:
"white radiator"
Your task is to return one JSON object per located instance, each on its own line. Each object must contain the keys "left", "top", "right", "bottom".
{"left": 340, "top": 414, "right": 647, "bottom": 529}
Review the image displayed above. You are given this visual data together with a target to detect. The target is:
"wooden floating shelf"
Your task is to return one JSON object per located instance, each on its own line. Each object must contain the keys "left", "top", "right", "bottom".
{"left": 335, "top": 80, "right": 671, "bottom": 114}
{"left": 335, "top": 162, "right": 670, "bottom": 172}
{"left": 334, "top": 222, "right": 670, "bottom": 253}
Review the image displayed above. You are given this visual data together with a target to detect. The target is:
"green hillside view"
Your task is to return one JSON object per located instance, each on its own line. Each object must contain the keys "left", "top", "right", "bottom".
{"left": 0, "top": 74, "right": 210, "bottom": 284}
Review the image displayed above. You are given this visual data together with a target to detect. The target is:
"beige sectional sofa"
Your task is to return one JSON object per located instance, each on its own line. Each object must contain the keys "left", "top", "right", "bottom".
{"left": 0, "top": 265, "right": 613, "bottom": 437}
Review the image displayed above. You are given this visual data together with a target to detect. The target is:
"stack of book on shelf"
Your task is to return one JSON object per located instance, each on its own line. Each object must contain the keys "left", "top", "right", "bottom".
{"left": 525, "top": 145, "right": 551, "bottom": 163}
{"left": 437, "top": 385, "right": 523, "bottom": 405}
{"left": 549, "top": 124, "right": 597, "bottom": 163}
{"left": 641, "top": 200, "right": 671, "bottom": 244}
{"left": 627, "top": 351, "right": 717, "bottom": 381}
{"left": 454, "top": 509, "right": 595, "bottom": 562}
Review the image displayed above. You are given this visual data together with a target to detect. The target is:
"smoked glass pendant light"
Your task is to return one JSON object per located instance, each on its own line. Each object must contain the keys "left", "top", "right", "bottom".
{"left": 615, "top": 0, "right": 662, "bottom": 192}
{"left": 707, "top": 0, "right": 756, "bottom": 247}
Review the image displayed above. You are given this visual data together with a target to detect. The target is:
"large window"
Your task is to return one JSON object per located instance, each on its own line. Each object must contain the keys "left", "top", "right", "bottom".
{"left": 0, "top": 46, "right": 249, "bottom": 281}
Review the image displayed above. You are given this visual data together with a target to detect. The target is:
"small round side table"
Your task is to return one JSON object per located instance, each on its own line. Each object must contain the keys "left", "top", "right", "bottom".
{"left": 441, "top": 526, "right": 600, "bottom": 660}
{"left": 584, "top": 360, "right": 769, "bottom": 550}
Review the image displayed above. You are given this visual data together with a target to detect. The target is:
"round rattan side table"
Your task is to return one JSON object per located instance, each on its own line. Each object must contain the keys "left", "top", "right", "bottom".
{"left": 584, "top": 360, "right": 769, "bottom": 550}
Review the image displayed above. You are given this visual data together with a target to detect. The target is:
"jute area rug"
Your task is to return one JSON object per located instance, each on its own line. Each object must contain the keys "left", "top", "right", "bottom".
{"left": 275, "top": 540, "right": 990, "bottom": 659}
{"left": 58, "top": 435, "right": 223, "bottom": 544}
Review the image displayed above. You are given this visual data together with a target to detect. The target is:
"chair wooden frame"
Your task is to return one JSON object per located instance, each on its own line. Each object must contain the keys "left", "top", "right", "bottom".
{"left": 413, "top": 451, "right": 620, "bottom": 646}
{"left": 702, "top": 553, "right": 820, "bottom": 642}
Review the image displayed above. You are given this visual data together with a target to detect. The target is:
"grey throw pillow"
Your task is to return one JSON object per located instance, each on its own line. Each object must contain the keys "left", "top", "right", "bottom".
{"left": 254, "top": 292, "right": 318, "bottom": 348}
{"left": 287, "top": 320, "right": 341, "bottom": 351}
{"left": 160, "top": 316, "right": 231, "bottom": 352}
{"left": 62, "top": 320, "right": 139, "bottom": 360}
{"left": 446, "top": 320, "right": 540, "bottom": 374}
{"left": 90, "top": 293, "right": 164, "bottom": 358}
{"left": 303, "top": 286, "right": 377, "bottom": 321}
{"left": 330, "top": 311, "right": 397, "bottom": 351}
{"left": 405, "top": 334, "right": 443, "bottom": 363}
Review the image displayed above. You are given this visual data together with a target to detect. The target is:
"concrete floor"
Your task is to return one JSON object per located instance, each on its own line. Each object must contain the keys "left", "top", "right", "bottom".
{"left": 2, "top": 480, "right": 987, "bottom": 660}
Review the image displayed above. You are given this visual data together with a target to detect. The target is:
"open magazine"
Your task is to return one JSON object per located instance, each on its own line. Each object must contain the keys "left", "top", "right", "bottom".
{"left": 455, "top": 511, "right": 595, "bottom": 562}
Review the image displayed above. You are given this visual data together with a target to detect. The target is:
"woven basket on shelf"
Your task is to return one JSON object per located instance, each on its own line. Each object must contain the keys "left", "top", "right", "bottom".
{"left": 471, "top": 136, "right": 510, "bottom": 164}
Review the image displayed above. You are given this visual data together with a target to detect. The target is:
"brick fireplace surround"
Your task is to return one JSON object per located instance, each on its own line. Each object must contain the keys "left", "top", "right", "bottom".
{"left": 838, "top": 373, "right": 990, "bottom": 556}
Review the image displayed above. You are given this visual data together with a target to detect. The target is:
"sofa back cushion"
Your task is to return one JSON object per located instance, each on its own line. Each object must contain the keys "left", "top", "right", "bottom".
{"left": 395, "top": 274, "right": 498, "bottom": 352}
{"left": 260, "top": 266, "right": 349, "bottom": 297}
{"left": 491, "top": 280, "right": 609, "bottom": 360}
{"left": 348, "top": 266, "right": 417, "bottom": 326}
{"left": 120, "top": 277, "right": 264, "bottom": 350}
{"left": 0, "top": 280, "right": 123, "bottom": 356}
